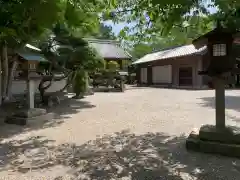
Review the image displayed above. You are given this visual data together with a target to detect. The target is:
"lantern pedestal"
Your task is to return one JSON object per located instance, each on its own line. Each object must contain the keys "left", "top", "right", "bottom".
{"left": 214, "top": 77, "right": 226, "bottom": 129}
{"left": 187, "top": 21, "right": 240, "bottom": 157}
{"left": 186, "top": 125, "right": 240, "bottom": 158}
{"left": 27, "top": 79, "right": 35, "bottom": 109}
{"left": 186, "top": 77, "right": 240, "bottom": 157}
{"left": 5, "top": 108, "right": 52, "bottom": 126}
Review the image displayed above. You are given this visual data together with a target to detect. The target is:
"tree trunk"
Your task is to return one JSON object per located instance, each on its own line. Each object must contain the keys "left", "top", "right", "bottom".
{"left": 85, "top": 71, "right": 93, "bottom": 95}
{"left": 38, "top": 75, "right": 54, "bottom": 103}
{"left": 38, "top": 73, "right": 70, "bottom": 105}
{"left": 0, "top": 55, "right": 2, "bottom": 106}
{"left": 85, "top": 71, "right": 89, "bottom": 90}
{"left": 2, "top": 43, "right": 8, "bottom": 102}
{"left": 6, "top": 60, "right": 18, "bottom": 99}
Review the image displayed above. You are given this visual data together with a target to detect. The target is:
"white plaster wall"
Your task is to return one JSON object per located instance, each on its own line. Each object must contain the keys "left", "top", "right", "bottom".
{"left": 11, "top": 79, "right": 67, "bottom": 95}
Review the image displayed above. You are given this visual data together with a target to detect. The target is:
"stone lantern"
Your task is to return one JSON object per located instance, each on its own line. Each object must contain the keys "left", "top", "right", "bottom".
{"left": 186, "top": 22, "right": 240, "bottom": 157}
{"left": 193, "top": 22, "right": 236, "bottom": 129}
{"left": 194, "top": 22, "right": 235, "bottom": 77}
{"left": 22, "top": 58, "right": 42, "bottom": 109}
{"left": 5, "top": 50, "right": 49, "bottom": 126}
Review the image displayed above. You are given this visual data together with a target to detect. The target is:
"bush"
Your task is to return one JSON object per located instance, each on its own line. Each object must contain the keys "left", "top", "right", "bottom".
{"left": 107, "top": 61, "right": 119, "bottom": 71}
{"left": 72, "top": 70, "right": 86, "bottom": 97}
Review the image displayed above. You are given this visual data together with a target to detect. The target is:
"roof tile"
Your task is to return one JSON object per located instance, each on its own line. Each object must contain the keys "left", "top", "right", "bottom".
{"left": 133, "top": 44, "right": 207, "bottom": 64}
{"left": 85, "top": 38, "right": 132, "bottom": 59}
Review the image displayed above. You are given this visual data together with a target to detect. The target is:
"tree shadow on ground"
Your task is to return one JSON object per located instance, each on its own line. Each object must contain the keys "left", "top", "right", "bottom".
{"left": 0, "top": 97, "right": 95, "bottom": 140}
{"left": 1, "top": 130, "right": 240, "bottom": 179}
{"left": 47, "top": 97, "right": 96, "bottom": 119}
{"left": 93, "top": 87, "right": 124, "bottom": 93}
{"left": 127, "top": 85, "right": 211, "bottom": 91}
{"left": 199, "top": 95, "right": 240, "bottom": 112}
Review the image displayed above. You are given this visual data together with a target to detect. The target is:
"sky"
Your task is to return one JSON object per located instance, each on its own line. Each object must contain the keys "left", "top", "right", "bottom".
{"left": 104, "top": 2, "right": 218, "bottom": 35}
{"left": 104, "top": 21, "right": 128, "bottom": 35}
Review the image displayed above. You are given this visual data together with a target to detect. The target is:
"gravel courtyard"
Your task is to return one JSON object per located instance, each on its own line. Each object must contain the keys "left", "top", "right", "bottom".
{"left": 1, "top": 87, "right": 240, "bottom": 179}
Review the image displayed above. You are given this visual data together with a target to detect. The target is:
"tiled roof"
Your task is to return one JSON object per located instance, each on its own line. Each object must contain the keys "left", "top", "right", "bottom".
{"left": 25, "top": 44, "right": 41, "bottom": 52}
{"left": 84, "top": 38, "right": 132, "bottom": 59}
{"left": 16, "top": 44, "right": 48, "bottom": 62}
{"left": 133, "top": 44, "right": 207, "bottom": 64}
{"left": 17, "top": 52, "right": 48, "bottom": 62}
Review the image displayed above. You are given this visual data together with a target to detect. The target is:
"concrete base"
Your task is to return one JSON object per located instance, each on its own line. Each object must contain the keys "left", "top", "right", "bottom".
{"left": 186, "top": 125, "right": 240, "bottom": 158}
{"left": 5, "top": 108, "right": 48, "bottom": 126}
{"left": 199, "top": 125, "right": 240, "bottom": 144}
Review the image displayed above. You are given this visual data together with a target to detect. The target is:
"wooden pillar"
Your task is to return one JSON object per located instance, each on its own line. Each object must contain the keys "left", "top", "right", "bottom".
{"left": 237, "top": 63, "right": 240, "bottom": 86}
{"left": 0, "top": 56, "right": 2, "bottom": 106}
{"left": 136, "top": 66, "right": 141, "bottom": 85}
{"left": 214, "top": 78, "right": 225, "bottom": 129}
{"left": 147, "top": 66, "right": 152, "bottom": 85}
{"left": 27, "top": 79, "right": 35, "bottom": 109}
{"left": 197, "top": 58, "right": 203, "bottom": 88}
{"left": 237, "top": 75, "right": 240, "bottom": 86}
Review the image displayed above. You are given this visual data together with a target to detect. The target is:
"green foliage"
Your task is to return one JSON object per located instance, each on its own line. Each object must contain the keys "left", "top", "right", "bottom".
{"left": 64, "top": 0, "right": 106, "bottom": 35}
{"left": 107, "top": 61, "right": 119, "bottom": 71}
{"left": 0, "top": 0, "right": 108, "bottom": 48}
{"left": 0, "top": 0, "right": 116, "bottom": 101}
{"left": 57, "top": 36, "right": 105, "bottom": 72}
{"left": 0, "top": 0, "right": 62, "bottom": 47}
{"left": 131, "top": 43, "right": 153, "bottom": 59}
{"left": 107, "top": 0, "right": 203, "bottom": 39}
{"left": 40, "top": 26, "right": 105, "bottom": 96}
{"left": 106, "top": 0, "right": 240, "bottom": 41}
{"left": 90, "top": 24, "right": 116, "bottom": 40}
{"left": 130, "top": 15, "right": 214, "bottom": 59}
{"left": 92, "top": 69, "right": 123, "bottom": 90}
{"left": 72, "top": 69, "right": 86, "bottom": 96}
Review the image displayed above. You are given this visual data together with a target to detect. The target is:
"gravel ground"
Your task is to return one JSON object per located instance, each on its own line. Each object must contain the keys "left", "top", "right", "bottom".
{"left": 1, "top": 87, "right": 240, "bottom": 179}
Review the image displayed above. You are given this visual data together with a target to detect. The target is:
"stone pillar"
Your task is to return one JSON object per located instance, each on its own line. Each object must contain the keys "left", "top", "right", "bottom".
{"left": 27, "top": 79, "right": 35, "bottom": 109}
{"left": 214, "top": 78, "right": 225, "bottom": 129}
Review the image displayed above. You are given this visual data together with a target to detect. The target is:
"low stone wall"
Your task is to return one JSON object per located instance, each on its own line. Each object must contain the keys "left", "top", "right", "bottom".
{"left": 12, "top": 79, "right": 67, "bottom": 95}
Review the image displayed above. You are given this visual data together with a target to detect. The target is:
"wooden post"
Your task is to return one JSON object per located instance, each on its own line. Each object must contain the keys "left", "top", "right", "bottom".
{"left": 27, "top": 79, "right": 35, "bottom": 109}
{"left": 214, "top": 77, "right": 225, "bottom": 129}
{"left": 0, "top": 56, "right": 2, "bottom": 106}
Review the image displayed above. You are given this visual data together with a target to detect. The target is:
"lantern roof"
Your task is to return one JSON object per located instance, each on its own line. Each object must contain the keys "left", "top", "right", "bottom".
{"left": 17, "top": 52, "right": 48, "bottom": 62}
{"left": 16, "top": 44, "right": 48, "bottom": 62}
{"left": 193, "top": 23, "right": 240, "bottom": 49}
{"left": 25, "top": 44, "right": 41, "bottom": 52}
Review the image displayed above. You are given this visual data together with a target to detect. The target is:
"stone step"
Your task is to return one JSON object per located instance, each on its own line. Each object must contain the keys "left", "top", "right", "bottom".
{"left": 5, "top": 108, "right": 54, "bottom": 126}
{"left": 199, "top": 125, "right": 240, "bottom": 145}
{"left": 186, "top": 128, "right": 240, "bottom": 158}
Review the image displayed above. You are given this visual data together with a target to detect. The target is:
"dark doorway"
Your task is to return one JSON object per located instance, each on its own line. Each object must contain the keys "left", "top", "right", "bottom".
{"left": 179, "top": 67, "right": 193, "bottom": 86}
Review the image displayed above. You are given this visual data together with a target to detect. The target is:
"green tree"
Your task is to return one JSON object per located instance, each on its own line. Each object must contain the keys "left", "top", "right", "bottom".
{"left": 106, "top": 0, "right": 240, "bottom": 40}
{"left": 130, "top": 15, "right": 213, "bottom": 60}
{"left": 0, "top": 0, "right": 62, "bottom": 102}
{"left": 131, "top": 43, "right": 154, "bottom": 60}
{"left": 95, "top": 24, "right": 116, "bottom": 39}
{"left": 107, "top": 61, "right": 120, "bottom": 71}
{"left": 0, "top": 0, "right": 107, "bottom": 104}
{"left": 39, "top": 26, "right": 105, "bottom": 101}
